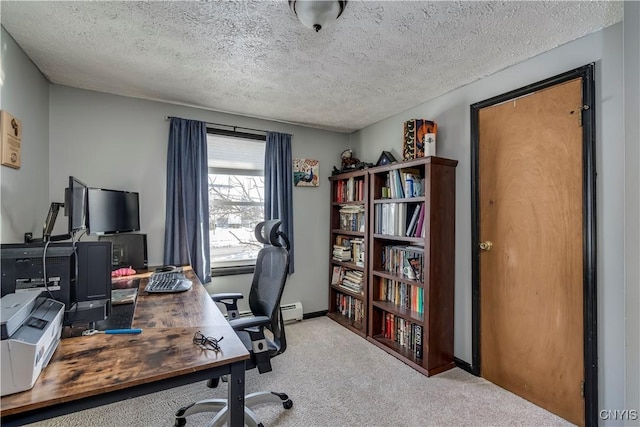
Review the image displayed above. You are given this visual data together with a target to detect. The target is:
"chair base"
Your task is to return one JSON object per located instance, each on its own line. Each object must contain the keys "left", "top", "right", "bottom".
{"left": 175, "top": 391, "right": 292, "bottom": 427}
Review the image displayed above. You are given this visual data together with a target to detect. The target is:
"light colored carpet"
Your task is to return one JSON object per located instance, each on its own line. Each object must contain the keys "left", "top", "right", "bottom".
{"left": 26, "top": 316, "right": 573, "bottom": 426}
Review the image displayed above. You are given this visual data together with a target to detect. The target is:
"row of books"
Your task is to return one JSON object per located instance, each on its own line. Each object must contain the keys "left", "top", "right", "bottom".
{"left": 333, "top": 236, "right": 365, "bottom": 266}
{"left": 382, "top": 313, "right": 423, "bottom": 359}
{"left": 373, "top": 202, "right": 425, "bottom": 237}
{"left": 381, "top": 245, "right": 424, "bottom": 283}
{"left": 336, "top": 292, "right": 366, "bottom": 325}
{"left": 331, "top": 266, "right": 365, "bottom": 294}
{"left": 335, "top": 177, "right": 365, "bottom": 203}
{"left": 380, "top": 168, "right": 424, "bottom": 199}
{"left": 339, "top": 205, "right": 365, "bottom": 232}
{"left": 378, "top": 278, "right": 424, "bottom": 314}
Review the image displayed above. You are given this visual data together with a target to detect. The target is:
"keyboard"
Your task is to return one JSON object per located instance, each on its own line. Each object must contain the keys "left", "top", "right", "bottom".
{"left": 144, "top": 272, "right": 193, "bottom": 293}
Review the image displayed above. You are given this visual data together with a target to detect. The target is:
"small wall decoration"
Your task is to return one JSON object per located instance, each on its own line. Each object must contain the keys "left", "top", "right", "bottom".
{"left": 293, "top": 158, "right": 319, "bottom": 187}
{"left": 1, "top": 110, "right": 22, "bottom": 169}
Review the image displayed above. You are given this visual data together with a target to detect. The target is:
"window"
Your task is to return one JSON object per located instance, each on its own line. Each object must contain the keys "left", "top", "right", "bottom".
{"left": 207, "top": 130, "right": 265, "bottom": 274}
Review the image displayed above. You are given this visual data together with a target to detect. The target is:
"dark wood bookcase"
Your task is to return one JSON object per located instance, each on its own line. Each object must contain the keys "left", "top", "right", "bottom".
{"left": 367, "top": 156, "right": 457, "bottom": 376}
{"left": 327, "top": 169, "right": 369, "bottom": 337}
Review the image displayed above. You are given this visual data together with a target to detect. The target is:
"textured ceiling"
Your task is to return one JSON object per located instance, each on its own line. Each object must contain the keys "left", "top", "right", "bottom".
{"left": 1, "top": 1, "right": 623, "bottom": 133}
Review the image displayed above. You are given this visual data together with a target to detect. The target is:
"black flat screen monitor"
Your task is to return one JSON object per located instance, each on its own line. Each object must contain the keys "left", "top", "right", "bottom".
{"left": 67, "top": 176, "right": 88, "bottom": 233}
{"left": 87, "top": 188, "right": 140, "bottom": 235}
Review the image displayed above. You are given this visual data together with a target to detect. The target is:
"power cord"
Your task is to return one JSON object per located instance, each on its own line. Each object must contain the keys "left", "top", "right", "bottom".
{"left": 41, "top": 240, "right": 56, "bottom": 300}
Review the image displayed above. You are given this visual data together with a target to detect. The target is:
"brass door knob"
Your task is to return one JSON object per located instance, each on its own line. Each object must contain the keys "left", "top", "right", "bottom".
{"left": 479, "top": 241, "right": 493, "bottom": 251}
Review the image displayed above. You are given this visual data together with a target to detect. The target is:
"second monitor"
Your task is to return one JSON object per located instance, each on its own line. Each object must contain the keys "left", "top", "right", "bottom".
{"left": 98, "top": 233, "right": 148, "bottom": 270}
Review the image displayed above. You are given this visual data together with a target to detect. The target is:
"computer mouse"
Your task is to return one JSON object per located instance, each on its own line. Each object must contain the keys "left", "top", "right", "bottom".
{"left": 155, "top": 265, "right": 177, "bottom": 273}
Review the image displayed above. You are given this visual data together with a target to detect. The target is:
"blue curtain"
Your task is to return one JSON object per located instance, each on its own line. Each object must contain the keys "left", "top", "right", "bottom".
{"left": 164, "top": 118, "right": 211, "bottom": 283}
{"left": 265, "top": 132, "right": 294, "bottom": 274}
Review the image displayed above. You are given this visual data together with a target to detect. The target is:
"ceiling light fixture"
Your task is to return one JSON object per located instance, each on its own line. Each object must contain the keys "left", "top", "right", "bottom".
{"left": 289, "top": 0, "right": 347, "bottom": 32}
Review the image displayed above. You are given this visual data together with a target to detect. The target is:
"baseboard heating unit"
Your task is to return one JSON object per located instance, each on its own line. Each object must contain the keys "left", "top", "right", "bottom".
{"left": 280, "top": 302, "right": 303, "bottom": 322}
{"left": 233, "top": 302, "right": 304, "bottom": 323}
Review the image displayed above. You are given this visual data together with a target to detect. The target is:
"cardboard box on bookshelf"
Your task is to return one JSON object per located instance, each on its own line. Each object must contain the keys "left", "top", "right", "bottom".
{"left": 403, "top": 119, "right": 437, "bottom": 160}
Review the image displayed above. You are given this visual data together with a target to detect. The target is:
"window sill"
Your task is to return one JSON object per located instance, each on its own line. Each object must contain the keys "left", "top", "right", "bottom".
{"left": 211, "top": 265, "right": 255, "bottom": 277}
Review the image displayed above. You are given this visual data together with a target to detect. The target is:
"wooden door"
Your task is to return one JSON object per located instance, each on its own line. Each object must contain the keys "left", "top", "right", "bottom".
{"left": 478, "top": 78, "right": 585, "bottom": 425}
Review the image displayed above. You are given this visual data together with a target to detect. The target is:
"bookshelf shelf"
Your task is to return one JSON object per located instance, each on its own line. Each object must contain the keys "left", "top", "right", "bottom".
{"left": 371, "top": 234, "right": 424, "bottom": 243}
{"left": 371, "top": 300, "right": 424, "bottom": 323}
{"left": 327, "top": 312, "right": 366, "bottom": 338}
{"left": 331, "top": 229, "right": 365, "bottom": 237}
{"left": 371, "top": 270, "right": 423, "bottom": 287}
{"left": 373, "top": 196, "right": 427, "bottom": 204}
{"left": 333, "top": 260, "right": 365, "bottom": 271}
{"left": 330, "top": 283, "right": 364, "bottom": 299}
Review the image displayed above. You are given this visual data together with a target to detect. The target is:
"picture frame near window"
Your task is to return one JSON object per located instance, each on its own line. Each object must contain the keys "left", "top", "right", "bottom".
{"left": 293, "top": 158, "right": 320, "bottom": 187}
{"left": 376, "top": 151, "right": 397, "bottom": 166}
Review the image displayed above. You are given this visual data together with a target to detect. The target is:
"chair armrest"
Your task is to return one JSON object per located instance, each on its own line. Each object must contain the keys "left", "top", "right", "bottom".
{"left": 210, "top": 293, "right": 244, "bottom": 320}
{"left": 210, "top": 292, "right": 244, "bottom": 303}
{"left": 230, "top": 318, "right": 273, "bottom": 374}
{"left": 228, "top": 315, "right": 270, "bottom": 331}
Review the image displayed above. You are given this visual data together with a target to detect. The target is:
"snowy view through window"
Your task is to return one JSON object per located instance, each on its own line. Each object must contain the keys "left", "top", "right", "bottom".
{"left": 207, "top": 131, "right": 265, "bottom": 268}
{"left": 209, "top": 173, "right": 264, "bottom": 266}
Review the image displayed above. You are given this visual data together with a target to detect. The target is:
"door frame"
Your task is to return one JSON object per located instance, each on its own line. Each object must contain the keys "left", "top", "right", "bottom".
{"left": 469, "top": 64, "right": 597, "bottom": 425}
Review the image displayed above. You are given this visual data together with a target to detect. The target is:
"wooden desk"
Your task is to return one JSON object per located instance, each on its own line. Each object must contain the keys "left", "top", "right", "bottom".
{"left": 0, "top": 269, "right": 249, "bottom": 426}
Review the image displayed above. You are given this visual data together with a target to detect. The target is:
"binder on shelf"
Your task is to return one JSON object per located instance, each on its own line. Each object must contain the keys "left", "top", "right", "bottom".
{"left": 414, "top": 204, "right": 426, "bottom": 237}
{"left": 406, "top": 204, "right": 421, "bottom": 236}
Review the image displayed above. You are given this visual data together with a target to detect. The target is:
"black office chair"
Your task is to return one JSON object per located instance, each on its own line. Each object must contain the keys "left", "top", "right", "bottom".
{"left": 175, "top": 220, "right": 293, "bottom": 427}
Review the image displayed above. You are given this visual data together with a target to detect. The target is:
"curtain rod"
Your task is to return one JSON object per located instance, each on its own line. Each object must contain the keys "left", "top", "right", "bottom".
{"left": 165, "top": 116, "right": 268, "bottom": 135}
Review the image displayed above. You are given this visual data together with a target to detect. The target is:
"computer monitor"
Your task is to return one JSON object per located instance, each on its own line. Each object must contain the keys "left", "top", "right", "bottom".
{"left": 66, "top": 176, "right": 88, "bottom": 233}
{"left": 87, "top": 188, "right": 140, "bottom": 235}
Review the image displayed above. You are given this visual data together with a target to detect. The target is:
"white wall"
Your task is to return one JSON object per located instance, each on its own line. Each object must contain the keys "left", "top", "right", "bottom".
{"left": 48, "top": 85, "right": 349, "bottom": 314}
{"left": 350, "top": 23, "right": 630, "bottom": 418}
{"left": 0, "top": 28, "right": 50, "bottom": 243}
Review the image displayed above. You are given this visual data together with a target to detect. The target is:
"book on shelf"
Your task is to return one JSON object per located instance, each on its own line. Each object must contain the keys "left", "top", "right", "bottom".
{"left": 401, "top": 168, "right": 421, "bottom": 198}
{"left": 414, "top": 203, "right": 426, "bottom": 237}
{"left": 405, "top": 204, "right": 421, "bottom": 236}
{"left": 350, "top": 238, "right": 365, "bottom": 267}
{"left": 335, "top": 235, "right": 351, "bottom": 247}
{"left": 332, "top": 245, "right": 352, "bottom": 262}
{"left": 331, "top": 266, "right": 343, "bottom": 285}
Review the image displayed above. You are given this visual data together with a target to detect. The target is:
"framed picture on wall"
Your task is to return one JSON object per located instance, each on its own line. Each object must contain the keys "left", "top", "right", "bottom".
{"left": 293, "top": 158, "right": 319, "bottom": 187}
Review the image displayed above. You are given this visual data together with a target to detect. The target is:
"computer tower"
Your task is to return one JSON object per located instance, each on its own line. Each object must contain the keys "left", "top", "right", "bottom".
{"left": 98, "top": 233, "right": 148, "bottom": 270}
{"left": 75, "top": 241, "right": 112, "bottom": 302}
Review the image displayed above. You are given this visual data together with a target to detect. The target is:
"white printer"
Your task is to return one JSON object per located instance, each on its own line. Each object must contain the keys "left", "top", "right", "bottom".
{"left": 1, "top": 291, "right": 64, "bottom": 396}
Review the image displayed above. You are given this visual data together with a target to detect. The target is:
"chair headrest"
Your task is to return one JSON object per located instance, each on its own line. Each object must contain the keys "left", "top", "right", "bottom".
{"left": 255, "top": 220, "right": 290, "bottom": 250}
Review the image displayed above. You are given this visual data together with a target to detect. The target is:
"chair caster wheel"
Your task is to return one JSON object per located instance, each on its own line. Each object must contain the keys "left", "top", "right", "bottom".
{"left": 174, "top": 418, "right": 186, "bottom": 427}
{"left": 283, "top": 399, "right": 293, "bottom": 410}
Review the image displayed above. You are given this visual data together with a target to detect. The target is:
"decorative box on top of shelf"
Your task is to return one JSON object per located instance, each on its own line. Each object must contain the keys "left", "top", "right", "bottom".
{"left": 368, "top": 156, "right": 457, "bottom": 377}
{"left": 328, "top": 169, "right": 369, "bottom": 337}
